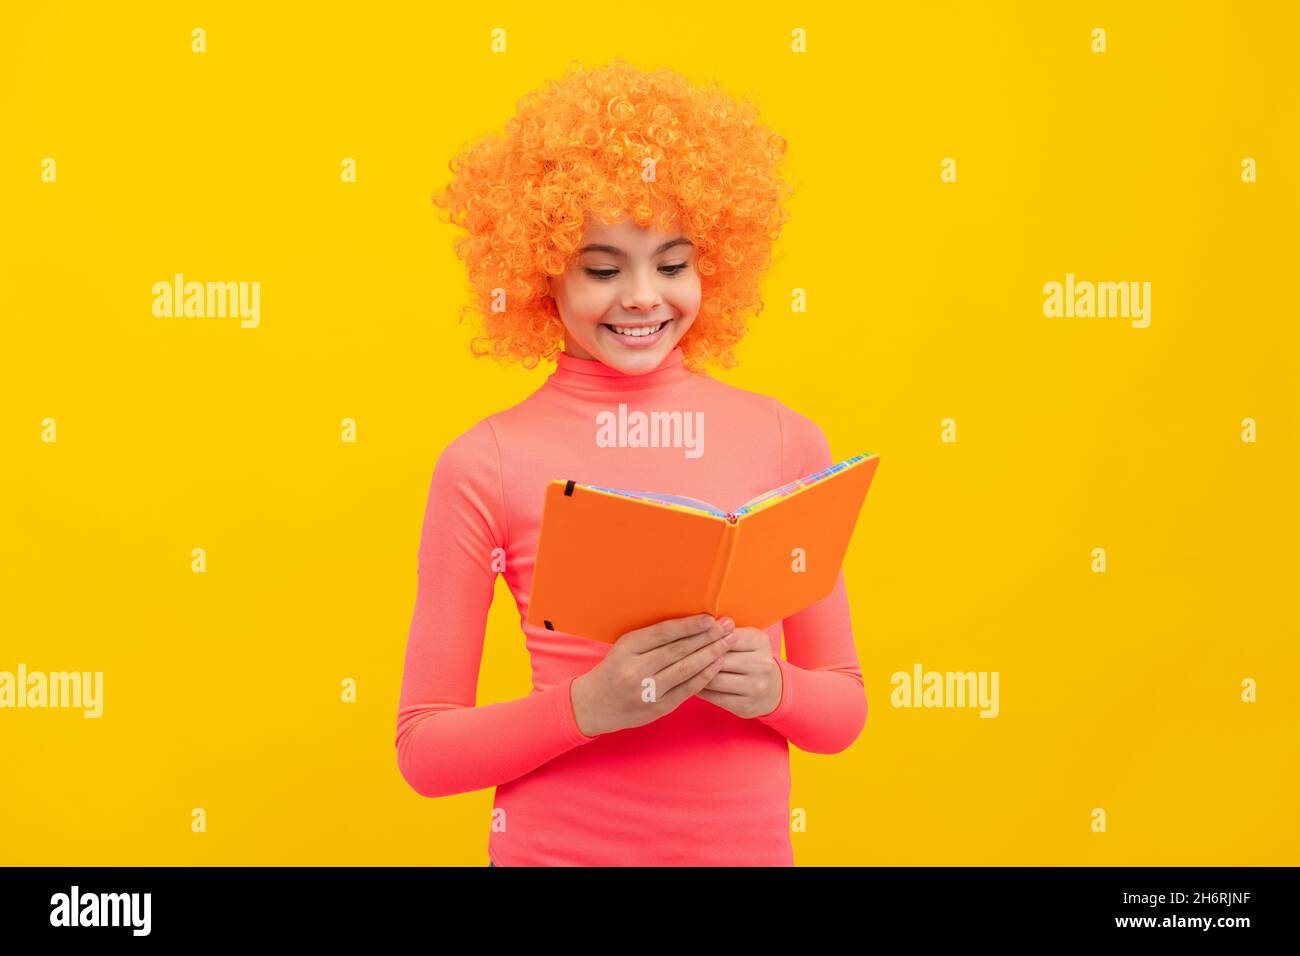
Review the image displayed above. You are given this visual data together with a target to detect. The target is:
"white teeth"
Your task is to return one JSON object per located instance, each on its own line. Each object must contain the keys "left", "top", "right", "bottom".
{"left": 609, "top": 321, "right": 666, "bottom": 337}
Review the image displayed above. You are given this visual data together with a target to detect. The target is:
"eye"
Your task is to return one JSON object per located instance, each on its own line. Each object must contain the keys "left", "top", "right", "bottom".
{"left": 583, "top": 263, "right": 690, "bottom": 280}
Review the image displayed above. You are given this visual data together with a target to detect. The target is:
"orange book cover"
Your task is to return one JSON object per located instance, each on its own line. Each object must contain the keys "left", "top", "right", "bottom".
{"left": 525, "top": 453, "right": 881, "bottom": 643}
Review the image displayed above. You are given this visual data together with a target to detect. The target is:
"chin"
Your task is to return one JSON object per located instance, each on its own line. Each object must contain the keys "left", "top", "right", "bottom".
{"left": 598, "top": 338, "right": 678, "bottom": 372}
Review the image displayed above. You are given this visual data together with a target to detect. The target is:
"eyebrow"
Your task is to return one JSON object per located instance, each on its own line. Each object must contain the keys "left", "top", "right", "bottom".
{"left": 578, "top": 237, "right": 693, "bottom": 257}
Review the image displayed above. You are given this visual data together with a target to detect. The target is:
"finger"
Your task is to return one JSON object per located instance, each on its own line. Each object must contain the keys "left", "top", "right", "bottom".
{"left": 695, "top": 688, "right": 744, "bottom": 710}
{"left": 658, "top": 651, "right": 729, "bottom": 708}
{"left": 711, "top": 649, "right": 769, "bottom": 671}
{"left": 642, "top": 618, "right": 731, "bottom": 672}
{"left": 726, "top": 628, "right": 772, "bottom": 652}
{"left": 622, "top": 613, "right": 716, "bottom": 653}
{"left": 653, "top": 628, "right": 736, "bottom": 697}
{"left": 700, "top": 671, "right": 750, "bottom": 693}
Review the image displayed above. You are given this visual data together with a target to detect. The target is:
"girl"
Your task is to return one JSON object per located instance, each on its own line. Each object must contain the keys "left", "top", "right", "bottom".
{"left": 395, "top": 58, "right": 867, "bottom": 866}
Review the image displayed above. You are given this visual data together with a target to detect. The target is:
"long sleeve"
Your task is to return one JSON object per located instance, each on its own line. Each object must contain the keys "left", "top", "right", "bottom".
{"left": 755, "top": 399, "right": 869, "bottom": 753}
{"left": 394, "top": 418, "right": 595, "bottom": 799}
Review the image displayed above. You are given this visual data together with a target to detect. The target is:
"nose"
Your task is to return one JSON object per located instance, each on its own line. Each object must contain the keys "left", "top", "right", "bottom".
{"left": 621, "top": 267, "right": 663, "bottom": 313}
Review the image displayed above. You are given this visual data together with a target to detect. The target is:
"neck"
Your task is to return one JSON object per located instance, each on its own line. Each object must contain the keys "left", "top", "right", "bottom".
{"left": 548, "top": 345, "right": 695, "bottom": 394}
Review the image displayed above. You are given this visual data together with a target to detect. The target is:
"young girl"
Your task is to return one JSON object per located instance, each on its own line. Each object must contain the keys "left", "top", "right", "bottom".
{"left": 395, "top": 58, "right": 867, "bottom": 867}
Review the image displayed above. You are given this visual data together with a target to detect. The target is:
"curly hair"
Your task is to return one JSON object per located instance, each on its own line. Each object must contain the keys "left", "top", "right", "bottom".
{"left": 431, "top": 58, "right": 795, "bottom": 372}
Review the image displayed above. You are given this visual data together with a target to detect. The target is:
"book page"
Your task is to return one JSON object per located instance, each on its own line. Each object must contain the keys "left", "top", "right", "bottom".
{"left": 734, "top": 454, "right": 869, "bottom": 517}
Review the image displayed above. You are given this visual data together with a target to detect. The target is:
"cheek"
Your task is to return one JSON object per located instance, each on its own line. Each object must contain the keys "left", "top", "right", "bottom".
{"left": 568, "top": 283, "right": 616, "bottom": 323}
{"left": 671, "top": 280, "right": 703, "bottom": 318}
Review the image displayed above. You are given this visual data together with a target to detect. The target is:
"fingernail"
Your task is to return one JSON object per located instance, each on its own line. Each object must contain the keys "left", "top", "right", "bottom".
{"left": 720, "top": 617, "right": 735, "bottom": 635}
{"left": 724, "top": 633, "right": 739, "bottom": 646}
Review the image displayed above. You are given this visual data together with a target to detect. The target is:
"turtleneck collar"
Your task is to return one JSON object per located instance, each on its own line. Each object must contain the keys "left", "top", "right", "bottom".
{"left": 546, "top": 345, "right": 697, "bottom": 394}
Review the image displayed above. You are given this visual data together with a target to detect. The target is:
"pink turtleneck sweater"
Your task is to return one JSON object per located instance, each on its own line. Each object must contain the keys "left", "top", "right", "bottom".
{"left": 394, "top": 345, "right": 867, "bottom": 866}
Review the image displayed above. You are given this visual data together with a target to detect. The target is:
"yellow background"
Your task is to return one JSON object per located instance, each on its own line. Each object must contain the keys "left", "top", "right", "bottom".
{"left": 1, "top": 1, "right": 1295, "bottom": 865}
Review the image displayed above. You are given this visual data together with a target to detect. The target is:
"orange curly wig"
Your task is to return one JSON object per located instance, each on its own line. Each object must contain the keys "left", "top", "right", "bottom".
{"left": 431, "top": 58, "right": 795, "bottom": 372}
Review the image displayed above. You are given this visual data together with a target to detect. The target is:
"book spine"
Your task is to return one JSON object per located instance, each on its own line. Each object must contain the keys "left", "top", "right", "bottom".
{"left": 703, "top": 519, "right": 740, "bottom": 616}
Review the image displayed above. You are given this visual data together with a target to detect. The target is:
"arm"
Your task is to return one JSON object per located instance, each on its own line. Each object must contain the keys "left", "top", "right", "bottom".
{"left": 755, "top": 400, "right": 869, "bottom": 754}
{"left": 394, "top": 418, "right": 595, "bottom": 799}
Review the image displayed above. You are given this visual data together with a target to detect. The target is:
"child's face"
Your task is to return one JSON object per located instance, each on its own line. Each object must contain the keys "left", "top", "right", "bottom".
{"left": 547, "top": 213, "right": 701, "bottom": 374}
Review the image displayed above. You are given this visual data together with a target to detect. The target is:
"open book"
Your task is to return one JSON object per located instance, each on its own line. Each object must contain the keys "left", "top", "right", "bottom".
{"left": 525, "top": 453, "right": 880, "bottom": 643}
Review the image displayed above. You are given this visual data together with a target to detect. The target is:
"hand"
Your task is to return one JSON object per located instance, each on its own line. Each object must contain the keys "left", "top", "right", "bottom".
{"left": 570, "top": 613, "right": 739, "bottom": 737}
{"left": 696, "top": 626, "right": 782, "bottom": 719}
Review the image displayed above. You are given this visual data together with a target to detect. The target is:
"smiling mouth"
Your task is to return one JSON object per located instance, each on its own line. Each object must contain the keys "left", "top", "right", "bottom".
{"left": 601, "top": 319, "right": 670, "bottom": 338}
